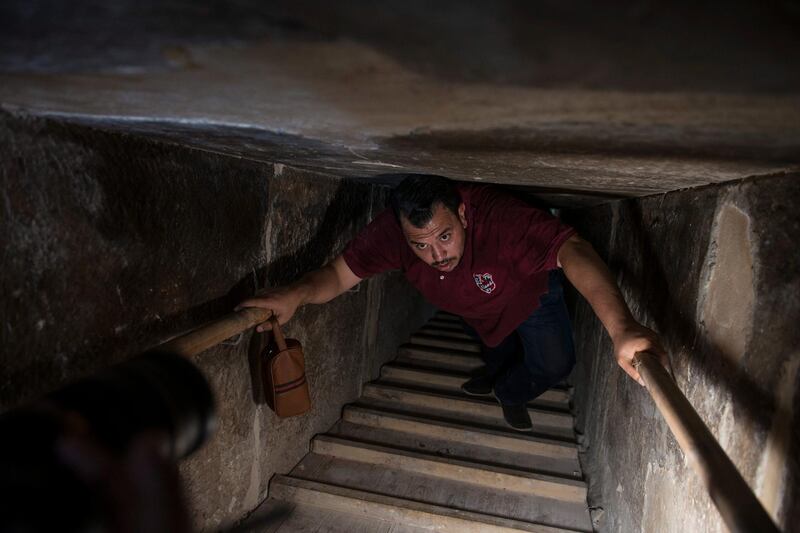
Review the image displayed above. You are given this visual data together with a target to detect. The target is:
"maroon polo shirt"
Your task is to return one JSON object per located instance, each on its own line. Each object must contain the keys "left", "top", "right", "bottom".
{"left": 342, "top": 185, "right": 576, "bottom": 347}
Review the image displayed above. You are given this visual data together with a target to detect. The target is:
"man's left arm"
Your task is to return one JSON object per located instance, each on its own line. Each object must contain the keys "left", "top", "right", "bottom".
{"left": 556, "top": 234, "right": 669, "bottom": 385}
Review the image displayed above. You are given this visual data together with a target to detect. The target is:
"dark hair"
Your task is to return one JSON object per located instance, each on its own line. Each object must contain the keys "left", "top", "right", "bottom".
{"left": 389, "top": 175, "right": 461, "bottom": 228}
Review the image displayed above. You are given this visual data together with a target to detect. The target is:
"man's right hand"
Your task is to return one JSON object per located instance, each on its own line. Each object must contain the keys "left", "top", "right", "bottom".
{"left": 236, "top": 286, "right": 305, "bottom": 332}
{"left": 235, "top": 255, "right": 363, "bottom": 332}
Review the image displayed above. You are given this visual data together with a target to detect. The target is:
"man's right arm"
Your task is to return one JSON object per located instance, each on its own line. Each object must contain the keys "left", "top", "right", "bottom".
{"left": 236, "top": 255, "right": 362, "bottom": 332}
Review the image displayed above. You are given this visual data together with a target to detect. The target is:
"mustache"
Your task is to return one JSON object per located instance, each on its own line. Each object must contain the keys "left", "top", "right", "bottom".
{"left": 432, "top": 258, "right": 453, "bottom": 266}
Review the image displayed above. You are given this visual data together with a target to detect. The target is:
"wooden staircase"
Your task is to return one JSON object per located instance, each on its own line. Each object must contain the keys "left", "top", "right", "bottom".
{"left": 253, "top": 312, "right": 593, "bottom": 532}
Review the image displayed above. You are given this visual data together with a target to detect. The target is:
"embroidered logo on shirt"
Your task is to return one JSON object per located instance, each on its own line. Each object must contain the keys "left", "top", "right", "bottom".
{"left": 473, "top": 273, "right": 496, "bottom": 294}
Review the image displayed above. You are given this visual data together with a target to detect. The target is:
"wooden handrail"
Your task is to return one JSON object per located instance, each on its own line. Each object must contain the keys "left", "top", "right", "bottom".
{"left": 160, "top": 307, "right": 272, "bottom": 358}
{"left": 633, "top": 352, "right": 779, "bottom": 533}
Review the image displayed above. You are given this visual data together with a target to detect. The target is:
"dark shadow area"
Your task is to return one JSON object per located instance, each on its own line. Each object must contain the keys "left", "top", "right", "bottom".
{"left": 331, "top": 173, "right": 626, "bottom": 209}
{"left": 0, "top": 110, "right": 269, "bottom": 408}
{"left": 247, "top": 329, "right": 268, "bottom": 405}
{"left": 273, "top": 0, "right": 800, "bottom": 92}
{"left": 5, "top": 0, "right": 800, "bottom": 92}
{"left": 259, "top": 180, "right": 373, "bottom": 287}
{"left": 382, "top": 125, "right": 800, "bottom": 164}
{"left": 0, "top": 0, "right": 329, "bottom": 73}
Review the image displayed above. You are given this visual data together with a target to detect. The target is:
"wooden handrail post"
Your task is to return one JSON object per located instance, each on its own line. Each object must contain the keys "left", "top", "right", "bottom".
{"left": 633, "top": 351, "right": 779, "bottom": 533}
{"left": 160, "top": 307, "right": 272, "bottom": 358}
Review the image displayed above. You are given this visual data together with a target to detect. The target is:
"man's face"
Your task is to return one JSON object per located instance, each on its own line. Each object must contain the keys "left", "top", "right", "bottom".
{"left": 400, "top": 202, "right": 468, "bottom": 272}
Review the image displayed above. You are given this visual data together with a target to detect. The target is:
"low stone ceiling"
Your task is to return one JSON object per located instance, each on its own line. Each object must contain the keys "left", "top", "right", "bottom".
{"left": 2, "top": 1, "right": 799, "bottom": 206}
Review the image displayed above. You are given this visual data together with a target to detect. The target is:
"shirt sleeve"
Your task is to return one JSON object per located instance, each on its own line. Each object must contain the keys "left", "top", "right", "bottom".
{"left": 469, "top": 185, "right": 575, "bottom": 275}
{"left": 511, "top": 207, "right": 576, "bottom": 274}
{"left": 342, "top": 208, "right": 405, "bottom": 278}
{"left": 466, "top": 185, "right": 575, "bottom": 274}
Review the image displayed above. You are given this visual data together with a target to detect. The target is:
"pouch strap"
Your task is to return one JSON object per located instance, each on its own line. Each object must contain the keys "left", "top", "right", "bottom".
{"left": 269, "top": 315, "right": 288, "bottom": 352}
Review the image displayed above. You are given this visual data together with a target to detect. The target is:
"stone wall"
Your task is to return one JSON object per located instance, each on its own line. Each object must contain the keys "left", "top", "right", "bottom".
{"left": 566, "top": 174, "right": 799, "bottom": 532}
{"left": 0, "top": 111, "right": 432, "bottom": 530}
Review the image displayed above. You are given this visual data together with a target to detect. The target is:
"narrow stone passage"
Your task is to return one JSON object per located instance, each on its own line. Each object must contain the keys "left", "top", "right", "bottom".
{"left": 251, "top": 311, "right": 591, "bottom": 532}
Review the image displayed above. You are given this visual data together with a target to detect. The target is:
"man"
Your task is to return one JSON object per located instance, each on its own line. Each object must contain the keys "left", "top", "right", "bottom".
{"left": 238, "top": 175, "right": 667, "bottom": 430}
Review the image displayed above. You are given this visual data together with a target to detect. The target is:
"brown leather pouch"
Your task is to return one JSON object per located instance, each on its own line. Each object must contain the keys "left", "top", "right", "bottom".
{"left": 261, "top": 317, "right": 311, "bottom": 417}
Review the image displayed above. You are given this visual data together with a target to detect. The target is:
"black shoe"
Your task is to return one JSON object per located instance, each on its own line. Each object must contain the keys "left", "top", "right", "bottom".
{"left": 461, "top": 375, "right": 494, "bottom": 396}
{"left": 498, "top": 402, "right": 533, "bottom": 432}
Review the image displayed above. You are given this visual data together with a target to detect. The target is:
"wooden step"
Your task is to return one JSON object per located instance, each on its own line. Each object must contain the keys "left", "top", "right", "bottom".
{"left": 433, "top": 312, "right": 463, "bottom": 323}
{"left": 409, "top": 333, "right": 482, "bottom": 353}
{"left": 286, "top": 453, "right": 592, "bottom": 531}
{"left": 417, "top": 326, "right": 475, "bottom": 340}
{"left": 360, "top": 383, "right": 575, "bottom": 439}
{"left": 270, "top": 476, "right": 582, "bottom": 532}
{"left": 427, "top": 317, "right": 465, "bottom": 329}
{"left": 397, "top": 344, "right": 483, "bottom": 372}
{"left": 423, "top": 320, "right": 468, "bottom": 332}
{"left": 379, "top": 363, "right": 570, "bottom": 410}
{"left": 242, "top": 499, "right": 434, "bottom": 533}
{"left": 338, "top": 407, "right": 580, "bottom": 476}
{"left": 342, "top": 405, "right": 579, "bottom": 464}
{"left": 311, "top": 435, "right": 587, "bottom": 502}
{"left": 334, "top": 412, "right": 581, "bottom": 478}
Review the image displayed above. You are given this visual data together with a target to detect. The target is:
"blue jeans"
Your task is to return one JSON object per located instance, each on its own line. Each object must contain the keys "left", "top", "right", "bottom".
{"left": 465, "top": 270, "right": 576, "bottom": 405}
